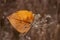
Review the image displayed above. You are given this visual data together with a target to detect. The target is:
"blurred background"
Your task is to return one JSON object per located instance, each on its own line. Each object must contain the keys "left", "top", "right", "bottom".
{"left": 0, "top": 0, "right": 60, "bottom": 40}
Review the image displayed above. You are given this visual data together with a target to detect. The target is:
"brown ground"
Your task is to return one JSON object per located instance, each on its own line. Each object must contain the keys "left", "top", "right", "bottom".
{"left": 0, "top": 0, "right": 60, "bottom": 40}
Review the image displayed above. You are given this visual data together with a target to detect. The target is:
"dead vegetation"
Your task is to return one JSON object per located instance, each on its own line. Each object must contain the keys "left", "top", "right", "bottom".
{"left": 0, "top": 0, "right": 60, "bottom": 40}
